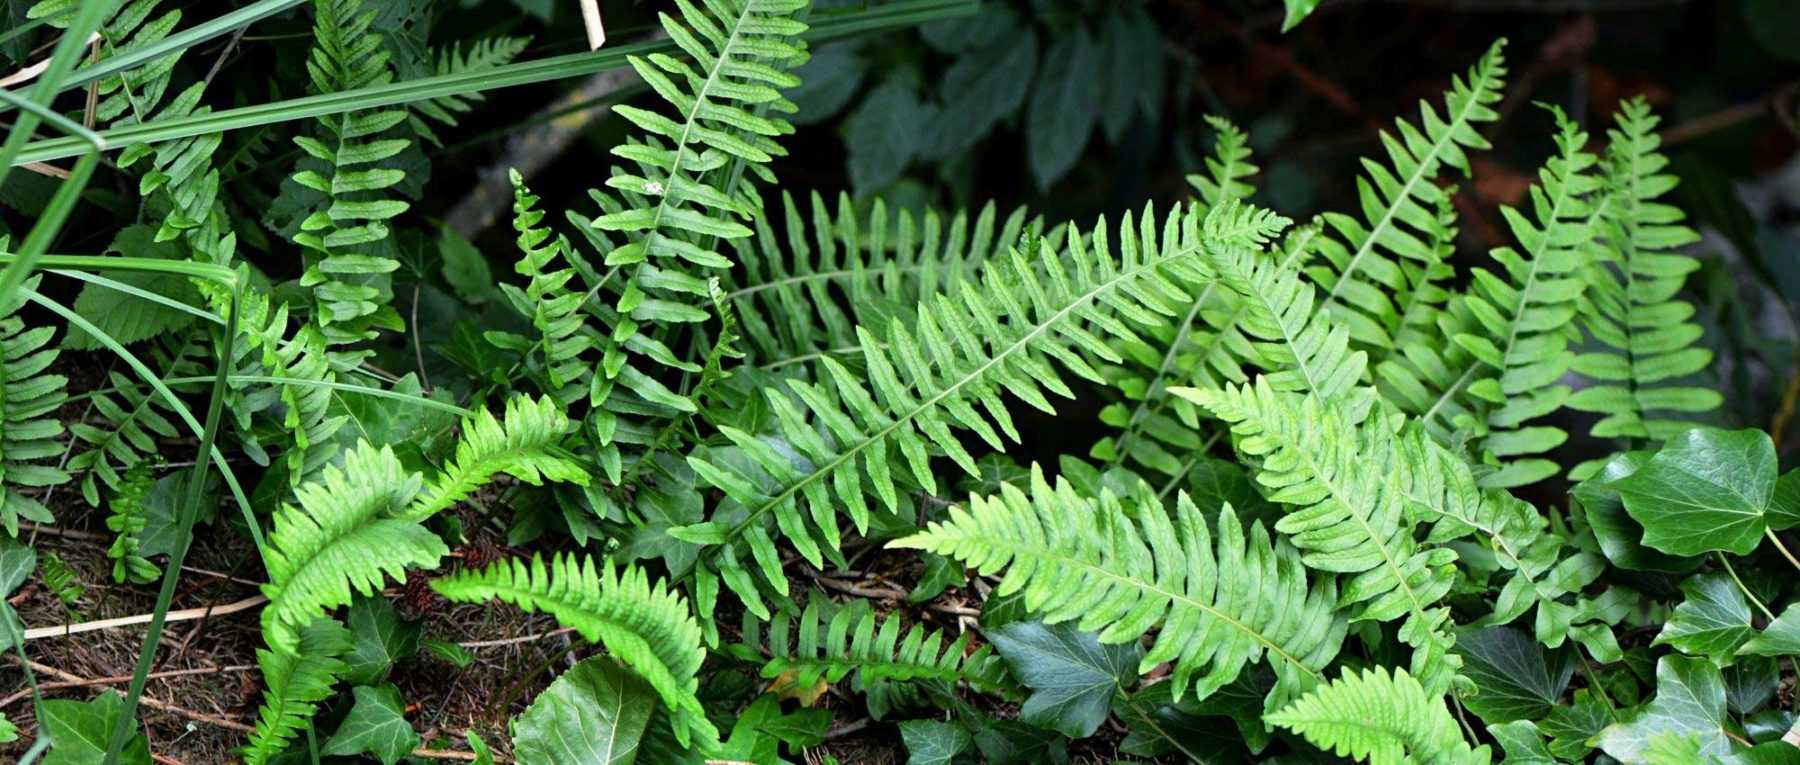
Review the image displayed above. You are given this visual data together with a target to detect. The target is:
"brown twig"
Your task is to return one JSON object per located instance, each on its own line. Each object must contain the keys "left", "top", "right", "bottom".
{"left": 0, "top": 662, "right": 257, "bottom": 710}
{"left": 20, "top": 594, "right": 266, "bottom": 641}
{"left": 457, "top": 626, "right": 577, "bottom": 649}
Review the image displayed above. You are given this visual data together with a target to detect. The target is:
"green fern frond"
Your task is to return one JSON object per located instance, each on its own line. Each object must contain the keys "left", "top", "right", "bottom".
{"left": 895, "top": 464, "right": 1345, "bottom": 710}
{"left": 432, "top": 553, "right": 717, "bottom": 747}
{"left": 1188, "top": 115, "right": 1258, "bottom": 210}
{"left": 1568, "top": 97, "right": 1719, "bottom": 475}
{"left": 260, "top": 442, "right": 442, "bottom": 653}
{"left": 494, "top": 172, "right": 595, "bottom": 404}
{"left": 735, "top": 596, "right": 1011, "bottom": 697}
{"left": 66, "top": 339, "right": 197, "bottom": 506}
{"left": 1311, "top": 40, "right": 1506, "bottom": 349}
{"left": 685, "top": 201, "right": 1290, "bottom": 619}
{"left": 730, "top": 191, "right": 1049, "bottom": 368}
{"left": 104, "top": 463, "right": 159, "bottom": 584}
{"left": 410, "top": 36, "right": 532, "bottom": 145}
{"left": 403, "top": 394, "right": 588, "bottom": 520}
{"left": 1212, "top": 239, "right": 1370, "bottom": 403}
{"left": 1267, "top": 665, "right": 1489, "bottom": 765}
{"left": 243, "top": 618, "right": 352, "bottom": 765}
{"left": 1177, "top": 380, "right": 1461, "bottom": 694}
{"left": 0, "top": 274, "right": 69, "bottom": 534}
{"left": 292, "top": 0, "right": 412, "bottom": 357}
{"left": 1385, "top": 188, "right": 1461, "bottom": 358}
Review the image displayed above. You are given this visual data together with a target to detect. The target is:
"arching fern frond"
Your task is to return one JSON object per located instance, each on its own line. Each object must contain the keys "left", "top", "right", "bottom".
{"left": 0, "top": 275, "right": 68, "bottom": 534}
{"left": 1568, "top": 97, "right": 1719, "bottom": 476}
{"left": 685, "top": 201, "right": 1291, "bottom": 619}
{"left": 1267, "top": 666, "right": 1490, "bottom": 765}
{"left": 1177, "top": 380, "right": 1461, "bottom": 694}
{"left": 432, "top": 553, "right": 716, "bottom": 747}
{"left": 734, "top": 596, "right": 1011, "bottom": 697}
{"left": 1188, "top": 115, "right": 1258, "bottom": 211}
{"left": 260, "top": 443, "right": 441, "bottom": 653}
{"left": 410, "top": 36, "right": 532, "bottom": 146}
{"left": 1311, "top": 40, "right": 1506, "bottom": 349}
{"left": 403, "top": 394, "right": 588, "bottom": 520}
{"left": 894, "top": 465, "right": 1346, "bottom": 711}
{"left": 1212, "top": 240, "right": 1369, "bottom": 403}
{"left": 243, "top": 618, "right": 352, "bottom": 765}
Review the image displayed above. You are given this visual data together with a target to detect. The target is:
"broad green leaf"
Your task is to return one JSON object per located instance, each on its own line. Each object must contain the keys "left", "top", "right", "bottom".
{"left": 62, "top": 226, "right": 202, "bottom": 350}
{"left": 1741, "top": 602, "right": 1800, "bottom": 657}
{"left": 711, "top": 695, "right": 827, "bottom": 763}
{"left": 1539, "top": 690, "right": 1613, "bottom": 761}
{"left": 1117, "top": 673, "right": 1266, "bottom": 760}
{"left": 1454, "top": 626, "right": 1573, "bottom": 723}
{"left": 1489, "top": 720, "right": 1558, "bottom": 765}
{"left": 987, "top": 620, "right": 1140, "bottom": 738}
{"left": 343, "top": 596, "right": 421, "bottom": 686}
{"left": 0, "top": 712, "right": 15, "bottom": 743}
{"left": 1769, "top": 469, "right": 1800, "bottom": 530}
{"left": 1616, "top": 427, "right": 1777, "bottom": 556}
{"left": 512, "top": 657, "right": 656, "bottom": 765}
{"left": 1655, "top": 573, "right": 1757, "bottom": 662}
{"left": 1572, "top": 452, "right": 1701, "bottom": 573}
{"left": 1598, "top": 655, "right": 1741, "bottom": 763}
{"left": 928, "top": 21, "right": 1036, "bottom": 158}
{"left": 0, "top": 536, "right": 35, "bottom": 594}
{"left": 1025, "top": 27, "right": 1099, "bottom": 189}
{"left": 1726, "top": 656, "right": 1780, "bottom": 715}
{"left": 788, "top": 41, "right": 868, "bottom": 125}
{"left": 899, "top": 720, "right": 973, "bottom": 765}
{"left": 845, "top": 80, "right": 934, "bottom": 193}
{"left": 972, "top": 719, "right": 1071, "bottom": 765}
{"left": 1283, "top": 0, "right": 1324, "bottom": 31}
{"left": 322, "top": 684, "right": 419, "bottom": 765}
{"left": 40, "top": 691, "right": 150, "bottom": 765}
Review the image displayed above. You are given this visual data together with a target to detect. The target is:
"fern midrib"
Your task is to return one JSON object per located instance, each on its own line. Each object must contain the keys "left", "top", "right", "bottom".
{"left": 726, "top": 263, "right": 931, "bottom": 301}
{"left": 1324, "top": 70, "right": 1496, "bottom": 310}
{"left": 1611, "top": 143, "right": 1657, "bottom": 431}
{"left": 717, "top": 243, "right": 1207, "bottom": 549}
{"left": 970, "top": 534, "right": 1325, "bottom": 679}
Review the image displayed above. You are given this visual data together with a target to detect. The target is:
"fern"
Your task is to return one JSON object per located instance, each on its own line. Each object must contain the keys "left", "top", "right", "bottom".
{"left": 292, "top": 0, "right": 412, "bottom": 358}
{"left": 896, "top": 464, "right": 1346, "bottom": 711}
{"left": 1310, "top": 40, "right": 1506, "bottom": 349}
{"left": 104, "top": 463, "right": 159, "bottom": 584}
{"left": 734, "top": 596, "right": 1011, "bottom": 697}
{"left": 432, "top": 553, "right": 717, "bottom": 747}
{"left": 1267, "top": 666, "right": 1490, "bottom": 765}
{"left": 404, "top": 394, "right": 588, "bottom": 520}
{"left": 1212, "top": 238, "right": 1370, "bottom": 403}
{"left": 1568, "top": 97, "right": 1720, "bottom": 475}
{"left": 1178, "top": 380, "right": 1462, "bottom": 694}
{"left": 0, "top": 275, "right": 69, "bottom": 534}
{"left": 66, "top": 338, "right": 197, "bottom": 506}
{"left": 684, "top": 201, "right": 1290, "bottom": 619}
{"left": 243, "top": 618, "right": 352, "bottom": 765}
{"left": 1188, "top": 115, "right": 1258, "bottom": 210}
{"left": 494, "top": 172, "right": 596, "bottom": 405}
{"left": 259, "top": 442, "right": 441, "bottom": 653}
{"left": 409, "top": 37, "right": 532, "bottom": 146}
{"left": 39, "top": 550, "right": 85, "bottom": 607}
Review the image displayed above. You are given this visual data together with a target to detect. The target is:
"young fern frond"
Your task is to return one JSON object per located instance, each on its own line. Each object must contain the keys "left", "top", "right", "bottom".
{"left": 1568, "top": 97, "right": 1719, "bottom": 475}
{"left": 67, "top": 336, "right": 205, "bottom": 506}
{"left": 432, "top": 553, "right": 716, "bottom": 747}
{"left": 734, "top": 597, "right": 1011, "bottom": 696}
{"left": 1177, "top": 380, "right": 1461, "bottom": 694}
{"left": 1390, "top": 108, "right": 1600, "bottom": 488}
{"left": 685, "top": 201, "right": 1291, "bottom": 619}
{"left": 1311, "top": 40, "right": 1506, "bottom": 349}
{"left": 895, "top": 465, "right": 1346, "bottom": 711}
{"left": 104, "top": 464, "right": 159, "bottom": 584}
{"left": 1267, "top": 666, "right": 1489, "bottom": 765}
{"left": 243, "top": 618, "right": 352, "bottom": 765}
{"left": 259, "top": 442, "right": 440, "bottom": 653}
{"left": 495, "top": 172, "right": 596, "bottom": 404}
{"left": 1188, "top": 115, "right": 1258, "bottom": 210}
{"left": 1385, "top": 189, "right": 1460, "bottom": 359}
{"left": 0, "top": 274, "right": 69, "bottom": 533}
{"left": 403, "top": 394, "right": 588, "bottom": 520}
{"left": 730, "top": 191, "right": 1048, "bottom": 368}
{"left": 292, "top": 0, "right": 411, "bottom": 357}
{"left": 1212, "top": 241, "right": 1370, "bottom": 403}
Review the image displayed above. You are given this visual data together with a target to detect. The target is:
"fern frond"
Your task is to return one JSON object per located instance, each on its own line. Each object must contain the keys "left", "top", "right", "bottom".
{"left": 730, "top": 191, "right": 1049, "bottom": 367}
{"left": 735, "top": 596, "right": 1011, "bottom": 697}
{"left": 103, "top": 463, "right": 159, "bottom": 584}
{"left": 896, "top": 464, "right": 1345, "bottom": 710}
{"left": 1212, "top": 240, "right": 1370, "bottom": 402}
{"left": 1311, "top": 40, "right": 1506, "bottom": 348}
{"left": 686, "top": 201, "right": 1290, "bottom": 619}
{"left": 66, "top": 339, "right": 197, "bottom": 506}
{"left": 243, "top": 618, "right": 352, "bottom": 765}
{"left": 494, "top": 172, "right": 596, "bottom": 403}
{"left": 1568, "top": 98, "right": 1719, "bottom": 475}
{"left": 292, "top": 0, "right": 411, "bottom": 357}
{"left": 410, "top": 36, "right": 532, "bottom": 146}
{"left": 403, "top": 394, "right": 588, "bottom": 520}
{"left": 1178, "top": 380, "right": 1461, "bottom": 694}
{"left": 1188, "top": 115, "right": 1258, "bottom": 211}
{"left": 1266, "top": 666, "right": 1489, "bottom": 765}
{"left": 432, "top": 554, "right": 716, "bottom": 746}
{"left": 0, "top": 275, "right": 69, "bottom": 534}
{"left": 260, "top": 443, "right": 442, "bottom": 653}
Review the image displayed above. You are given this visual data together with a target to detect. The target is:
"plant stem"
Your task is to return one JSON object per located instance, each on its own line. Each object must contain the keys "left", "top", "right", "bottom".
{"left": 1767, "top": 529, "right": 1800, "bottom": 574}
{"left": 1720, "top": 552, "right": 1778, "bottom": 621}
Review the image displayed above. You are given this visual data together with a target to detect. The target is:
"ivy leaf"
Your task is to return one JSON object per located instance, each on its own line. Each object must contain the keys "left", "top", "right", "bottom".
{"left": 1616, "top": 427, "right": 1777, "bottom": 556}
{"left": 899, "top": 720, "right": 973, "bottom": 765}
{"left": 1572, "top": 452, "right": 1702, "bottom": 573}
{"left": 972, "top": 719, "right": 1070, "bottom": 764}
{"left": 343, "top": 596, "right": 421, "bottom": 685}
{"left": 1489, "top": 720, "right": 1558, "bottom": 765}
{"left": 40, "top": 691, "right": 150, "bottom": 765}
{"left": 1540, "top": 689, "right": 1613, "bottom": 761}
{"left": 1740, "top": 602, "right": 1800, "bottom": 657}
{"left": 0, "top": 536, "right": 35, "bottom": 594}
{"left": 1025, "top": 26, "right": 1100, "bottom": 189}
{"left": 928, "top": 22, "right": 1036, "bottom": 159}
{"left": 1726, "top": 656, "right": 1780, "bottom": 715}
{"left": 1117, "top": 673, "right": 1265, "bottom": 760}
{"left": 712, "top": 694, "right": 827, "bottom": 763}
{"left": 1454, "top": 626, "right": 1574, "bottom": 723}
{"left": 788, "top": 41, "right": 867, "bottom": 125}
{"left": 988, "top": 620, "right": 1140, "bottom": 738}
{"left": 1769, "top": 469, "right": 1800, "bottom": 530}
{"left": 322, "top": 684, "right": 419, "bottom": 765}
{"left": 1655, "top": 573, "right": 1757, "bottom": 662}
{"left": 1598, "top": 655, "right": 1741, "bottom": 763}
{"left": 514, "top": 657, "right": 658, "bottom": 765}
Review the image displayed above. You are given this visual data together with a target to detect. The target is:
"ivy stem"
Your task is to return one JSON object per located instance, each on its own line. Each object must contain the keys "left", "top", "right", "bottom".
{"left": 1719, "top": 552, "right": 1778, "bottom": 622}
{"left": 1767, "top": 529, "right": 1800, "bottom": 574}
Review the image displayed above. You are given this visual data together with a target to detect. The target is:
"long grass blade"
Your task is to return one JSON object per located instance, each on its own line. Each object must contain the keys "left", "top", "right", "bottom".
{"left": 0, "top": 152, "right": 100, "bottom": 312}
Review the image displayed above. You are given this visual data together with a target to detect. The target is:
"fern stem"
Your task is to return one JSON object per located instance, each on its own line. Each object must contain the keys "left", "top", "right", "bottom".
{"left": 101, "top": 284, "right": 241, "bottom": 765}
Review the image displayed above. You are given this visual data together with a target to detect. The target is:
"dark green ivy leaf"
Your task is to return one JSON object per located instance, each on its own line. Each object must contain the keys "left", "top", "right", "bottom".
{"left": 322, "top": 684, "right": 419, "bottom": 765}
{"left": 1453, "top": 625, "right": 1574, "bottom": 723}
{"left": 899, "top": 720, "right": 973, "bottom": 765}
{"left": 1572, "top": 452, "right": 1702, "bottom": 573}
{"left": 1598, "top": 655, "right": 1741, "bottom": 763}
{"left": 1655, "top": 572, "right": 1757, "bottom": 662}
{"left": 845, "top": 81, "right": 935, "bottom": 194}
{"left": 1617, "top": 427, "right": 1778, "bottom": 557}
{"left": 988, "top": 620, "right": 1140, "bottom": 738}
{"left": 344, "top": 596, "right": 421, "bottom": 686}
{"left": 1025, "top": 26, "right": 1100, "bottom": 189}
{"left": 40, "top": 691, "right": 150, "bottom": 765}
{"left": 972, "top": 719, "right": 1069, "bottom": 765}
{"left": 1741, "top": 601, "right": 1800, "bottom": 657}
{"left": 1489, "top": 720, "right": 1558, "bottom": 765}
